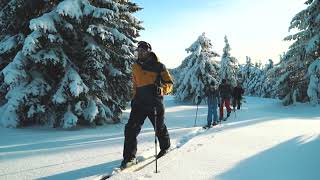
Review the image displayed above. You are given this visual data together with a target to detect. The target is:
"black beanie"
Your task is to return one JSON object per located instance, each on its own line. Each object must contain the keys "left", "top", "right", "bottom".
{"left": 137, "top": 41, "right": 152, "bottom": 51}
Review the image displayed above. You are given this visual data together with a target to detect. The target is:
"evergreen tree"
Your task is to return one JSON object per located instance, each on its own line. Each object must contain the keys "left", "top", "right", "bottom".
{"left": 266, "top": 55, "right": 287, "bottom": 98}
{"left": 174, "top": 33, "right": 220, "bottom": 104}
{"left": 238, "top": 56, "right": 253, "bottom": 94}
{"left": 264, "top": 59, "right": 274, "bottom": 72}
{"left": 240, "top": 56, "right": 253, "bottom": 80}
{"left": 0, "top": 0, "right": 142, "bottom": 128}
{"left": 238, "top": 57, "right": 274, "bottom": 97}
{"left": 254, "top": 60, "right": 262, "bottom": 69}
{"left": 261, "top": 59, "right": 277, "bottom": 98}
{"left": 0, "top": 0, "right": 50, "bottom": 72}
{"left": 277, "top": 0, "right": 320, "bottom": 105}
{"left": 253, "top": 59, "right": 277, "bottom": 98}
{"left": 0, "top": 0, "right": 56, "bottom": 127}
{"left": 307, "top": 59, "right": 320, "bottom": 105}
{"left": 220, "top": 35, "right": 238, "bottom": 87}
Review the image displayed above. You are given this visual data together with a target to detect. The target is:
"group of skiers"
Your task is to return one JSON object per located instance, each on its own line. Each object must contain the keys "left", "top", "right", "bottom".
{"left": 120, "top": 41, "right": 244, "bottom": 169}
{"left": 200, "top": 79, "right": 244, "bottom": 128}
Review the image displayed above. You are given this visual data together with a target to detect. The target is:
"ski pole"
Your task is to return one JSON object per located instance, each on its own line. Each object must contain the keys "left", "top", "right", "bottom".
{"left": 219, "top": 102, "right": 222, "bottom": 125}
{"left": 194, "top": 104, "right": 199, "bottom": 127}
{"left": 154, "top": 107, "right": 158, "bottom": 173}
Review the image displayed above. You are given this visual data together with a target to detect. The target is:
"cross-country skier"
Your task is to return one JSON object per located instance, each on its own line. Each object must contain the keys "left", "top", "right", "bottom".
{"left": 120, "top": 41, "right": 173, "bottom": 169}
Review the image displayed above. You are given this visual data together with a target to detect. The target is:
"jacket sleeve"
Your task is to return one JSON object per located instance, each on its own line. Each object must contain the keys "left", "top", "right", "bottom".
{"left": 160, "top": 68, "right": 173, "bottom": 95}
{"left": 132, "top": 65, "right": 137, "bottom": 98}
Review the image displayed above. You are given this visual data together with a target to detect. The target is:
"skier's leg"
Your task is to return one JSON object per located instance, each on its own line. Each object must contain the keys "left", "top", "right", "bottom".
{"left": 212, "top": 99, "right": 218, "bottom": 125}
{"left": 219, "top": 99, "right": 224, "bottom": 120}
{"left": 123, "top": 105, "right": 147, "bottom": 161}
{"left": 232, "top": 98, "right": 236, "bottom": 110}
{"left": 237, "top": 98, "right": 241, "bottom": 109}
{"left": 225, "top": 99, "right": 232, "bottom": 116}
{"left": 148, "top": 104, "right": 170, "bottom": 151}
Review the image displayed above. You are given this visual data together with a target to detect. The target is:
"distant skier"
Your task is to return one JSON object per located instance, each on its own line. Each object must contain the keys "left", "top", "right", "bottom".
{"left": 203, "top": 81, "right": 220, "bottom": 128}
{"left": 120, "top": 41, "right": 173, "bottom": 169}
{"left": 232, "top": 82, "right": 244, "bottom": 110}
{"left": 218, "top": 79, "right": 233, "bottom": 120}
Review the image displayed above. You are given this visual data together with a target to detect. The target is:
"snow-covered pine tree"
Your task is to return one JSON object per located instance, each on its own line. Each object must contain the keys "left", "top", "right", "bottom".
{"left": 266, "top": 54, "right": 287, "bottom": 98}
{"left": 0, "top": 0, "right": 49, "bottom": 71}
{"left": 307, "top": 59, "right": 320, "bottom": 105}
{"left": 253, "top": 59, "right": 277, "bottom": 98}
{"left": 220, "top": 35, "right": 238, "bottom": 87}
{"left": 0, "top": 0, "right": 52, "bottom": 126}
{"left": 255, "top": 61, "right": 262, "bottom": 69}
{"left": 238, "top": 56, "right": 252, "bottom": 83}
{"left": 0, "top": 0, "right": 143, "bottom": 128}
{"left": 277, "top": 0, "right": 320, "bottom": 105}
{"left": 238, "top": 56, "right": 273, "bottom": 97}
{"left": 261, "top": 59, "right": 277, "bottom": 98}
{"left": 264, "top": 59, "right": 274, "bottom": 72}
{"left": 238, "top": 56, "right": 253, "bottom": 94}
{"left": 174, "top": 33, "right": 220, "bottom": 104}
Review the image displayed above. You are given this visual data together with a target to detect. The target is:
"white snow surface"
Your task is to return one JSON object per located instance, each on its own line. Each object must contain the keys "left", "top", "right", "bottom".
{"left": 0, "top": 96, "right": 319, "bottom": 180}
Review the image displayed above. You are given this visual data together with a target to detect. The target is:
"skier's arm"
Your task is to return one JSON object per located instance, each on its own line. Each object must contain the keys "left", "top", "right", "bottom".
{"left": 132, "top": 66, "right": 137, "bottom": 98}
{"left": 160, "top": 69, "right": 173, "bottom": 95}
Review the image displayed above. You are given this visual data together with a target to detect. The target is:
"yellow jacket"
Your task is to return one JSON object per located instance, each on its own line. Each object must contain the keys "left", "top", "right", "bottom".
{"left": 132, "top": 57, "right": 173, "bottom": 100}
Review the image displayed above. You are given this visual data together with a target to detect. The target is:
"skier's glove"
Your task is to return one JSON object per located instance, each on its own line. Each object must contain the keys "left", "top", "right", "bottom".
{"left": 157, "top": 87, "right": 163, "bottom": 96}
{"left": 154, "top": 85, "right": 163, "bottom": 96}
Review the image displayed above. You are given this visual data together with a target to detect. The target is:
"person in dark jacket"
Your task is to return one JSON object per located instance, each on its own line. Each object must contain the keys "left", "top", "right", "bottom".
{"left": 218, "top": 79, "right": 232, "bottom": 120}
{"left": 120, "top": 41, "right": 173, "bottom": 169}
{"left": 232, "top": 82, "right": 244, "bottom": 110}
{"left": 204, "top": 81, "right": 220, "bottom": 128}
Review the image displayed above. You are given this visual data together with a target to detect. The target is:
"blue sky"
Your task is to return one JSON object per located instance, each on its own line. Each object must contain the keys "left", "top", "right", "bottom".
{"left": 132, "top": 0, "right": 306, "bottom": 68}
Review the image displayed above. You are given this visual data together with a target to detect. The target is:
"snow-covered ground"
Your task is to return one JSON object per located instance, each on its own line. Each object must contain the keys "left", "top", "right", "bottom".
{"left": 1, "top": 96, "right": 320, "bottom": 180}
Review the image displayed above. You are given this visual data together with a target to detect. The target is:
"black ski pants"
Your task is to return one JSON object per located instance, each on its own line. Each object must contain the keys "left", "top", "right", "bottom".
{"left": 123, "top": 103, "right": 170, "bottom": 161}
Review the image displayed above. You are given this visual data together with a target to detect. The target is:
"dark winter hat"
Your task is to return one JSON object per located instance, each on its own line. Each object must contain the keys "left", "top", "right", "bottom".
{"left": 137, "top": 41, "right": 152, "bottom": 51}
{"left": 222, "top": 79, "right": 226, "bottom": 83}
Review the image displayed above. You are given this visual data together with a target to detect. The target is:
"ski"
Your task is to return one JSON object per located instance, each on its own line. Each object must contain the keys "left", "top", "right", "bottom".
{"left": 98, "top": 155, "right": 154, "bottom": 180}
{"left": 130, "top": 147, "right": 176, "bottom": 172}
{"left": 202, "top": 125, "right": 211, "bottom": 129}
{"left": 98, "top": 147, "right": 176, "bottom": 179}
{"left": 131, "top": 156, "right": 158, "bottom": 172}
{"left": 202, "top": 121, "right": 221, "bottom": 129}
{"left": 219, "top": 115, "right": 229, "bottom": 123}
{"left": 98, "top": 126, "right": 213, "bottom": 179}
